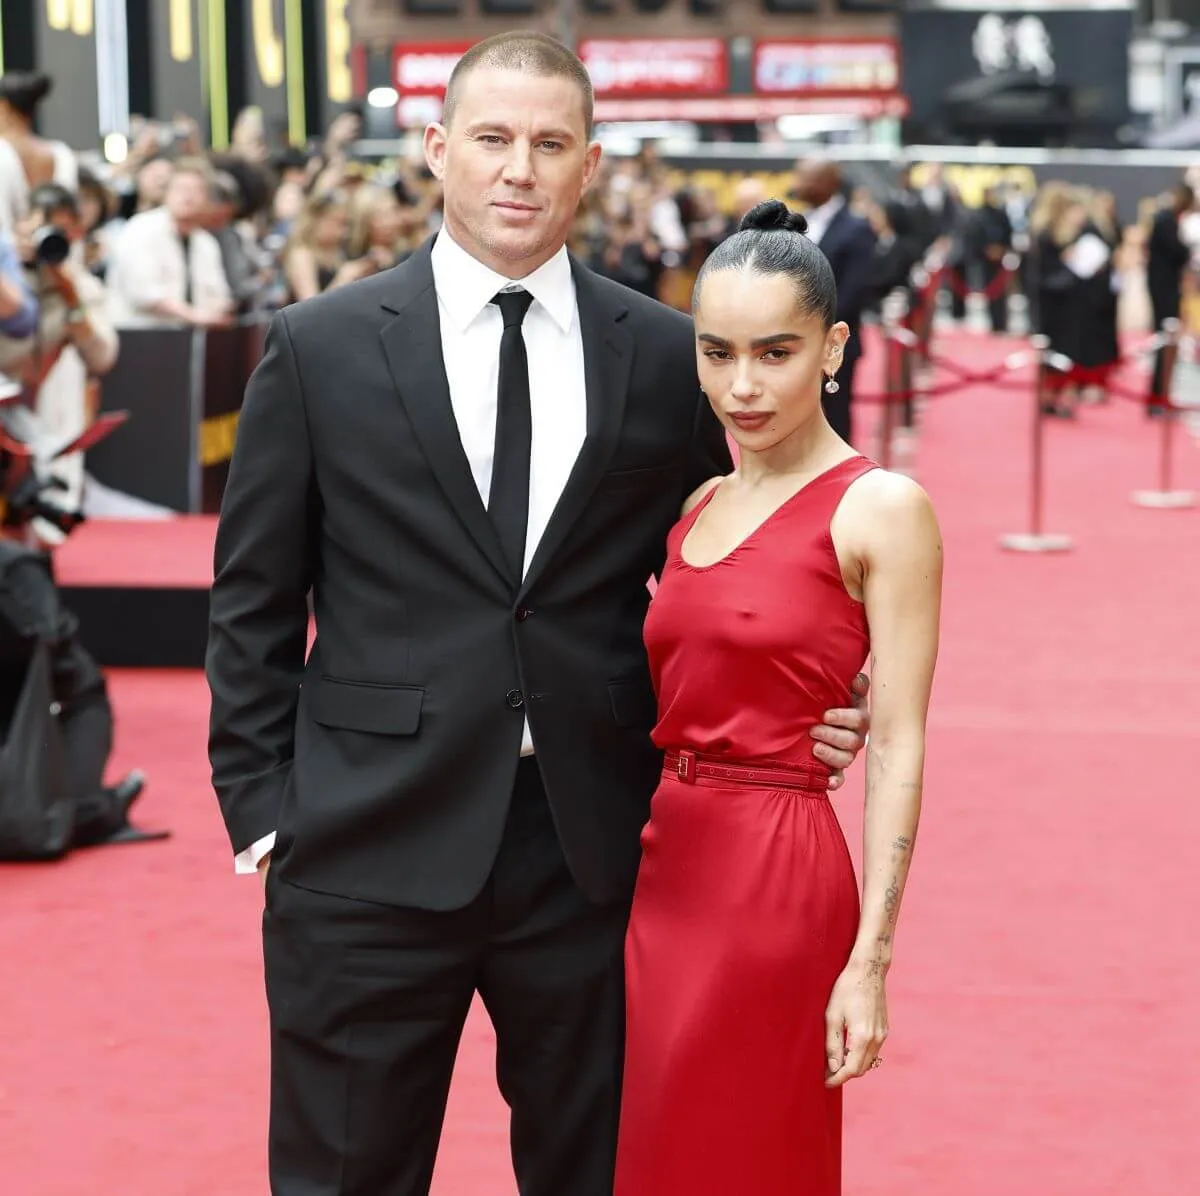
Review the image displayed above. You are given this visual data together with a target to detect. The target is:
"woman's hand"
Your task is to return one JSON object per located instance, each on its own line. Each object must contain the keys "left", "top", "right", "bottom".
{"left": 824, "top": 958, "right": 889, "bottom": 1088}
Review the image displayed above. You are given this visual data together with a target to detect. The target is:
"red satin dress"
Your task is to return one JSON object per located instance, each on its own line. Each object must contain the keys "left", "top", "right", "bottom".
{"left": 613, "top": 455, "right": 878, "bottom": 1196}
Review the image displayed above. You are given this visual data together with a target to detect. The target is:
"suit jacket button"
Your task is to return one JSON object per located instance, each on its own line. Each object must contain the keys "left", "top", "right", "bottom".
{"left": 505, "top": 689, "right": 525, "bottom": 710}
{"left": 515, "top": 607, "right": 532, "bottom": 622}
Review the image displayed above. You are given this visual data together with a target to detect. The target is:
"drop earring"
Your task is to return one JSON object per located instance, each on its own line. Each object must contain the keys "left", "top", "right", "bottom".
{"left": 824, "top": 375, "right": 840, "bottom": 395}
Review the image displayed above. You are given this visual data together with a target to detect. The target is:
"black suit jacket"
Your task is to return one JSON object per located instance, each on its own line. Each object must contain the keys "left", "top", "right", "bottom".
{"left": 207, "top": 237, "right": 731, "bottom": 911}
{"left": 818, "top": 206, "right": 877, "bottom": 365}
{"left": 1147, "top": 208, "right": 1190, "bottom": 324}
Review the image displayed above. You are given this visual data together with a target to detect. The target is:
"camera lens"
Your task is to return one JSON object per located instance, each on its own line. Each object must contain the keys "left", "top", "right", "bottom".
{"left": 33, "top": 225, "right": 70, "bottom": 266}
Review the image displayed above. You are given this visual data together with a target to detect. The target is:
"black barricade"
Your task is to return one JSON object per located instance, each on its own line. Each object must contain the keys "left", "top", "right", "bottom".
{"left": 199, "top": 321, "right": 269, "bottom": 512}
{"left": 88, "top": 327, "right": 199, "bottom": 512}
{"left": 90, "top": 319, "right": 269, "bottom": 514}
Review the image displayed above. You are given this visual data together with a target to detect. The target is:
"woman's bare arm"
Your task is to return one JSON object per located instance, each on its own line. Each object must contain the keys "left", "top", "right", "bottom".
{"left": 826, "top": 470, "right": 942, "bottom": 1085}
{"left": 856, "top": 473, "right": 941, "bottom": 970}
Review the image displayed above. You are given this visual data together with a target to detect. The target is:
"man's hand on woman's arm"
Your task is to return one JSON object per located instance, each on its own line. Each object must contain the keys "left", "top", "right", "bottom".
{"left": 813, "top": 672, "right": 871, "bottom": 792}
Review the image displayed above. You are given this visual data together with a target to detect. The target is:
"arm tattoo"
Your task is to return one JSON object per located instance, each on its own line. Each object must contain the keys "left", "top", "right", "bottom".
{"left": 884, "top": 876, "right": 901, "bottom": 923}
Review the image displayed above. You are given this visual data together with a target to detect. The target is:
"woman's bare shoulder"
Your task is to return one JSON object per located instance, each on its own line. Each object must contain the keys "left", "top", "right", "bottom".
{"left": 840, "top": 468, "right": 941, "bottom": 554}
{"left": 835, "top": 466, "right": 937, "bottom": 536}
{"left": 681, "top": 475, "right": 725, "bottom": 517}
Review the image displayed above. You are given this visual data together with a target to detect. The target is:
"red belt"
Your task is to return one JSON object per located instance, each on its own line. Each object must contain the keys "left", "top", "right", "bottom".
{"left": 663, "top": 749, "right": 829, "bottom": 795}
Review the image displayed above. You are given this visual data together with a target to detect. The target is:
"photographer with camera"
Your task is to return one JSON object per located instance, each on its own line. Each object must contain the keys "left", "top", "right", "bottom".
{"left": 0, "top": 183, "right": 118, "bottom": 547}
{"left": 0, "top": 524, "right": 152, "bottom": 859}
{"left": 0, "top": 210, "right": 155, "bottom": 858}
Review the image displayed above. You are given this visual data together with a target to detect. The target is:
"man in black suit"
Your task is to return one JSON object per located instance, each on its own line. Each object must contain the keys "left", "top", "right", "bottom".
{"left": 207, "top": 32, "right": 869, "bottom": 1196}
{"left": 1146, "top": 181, "right": 1194, "bottom": 414}
{"left": 967, "top": 187, "right": 1015, "bottom": 334}
{"left": 792, "top": 159, "right": 877, "bottom": 443}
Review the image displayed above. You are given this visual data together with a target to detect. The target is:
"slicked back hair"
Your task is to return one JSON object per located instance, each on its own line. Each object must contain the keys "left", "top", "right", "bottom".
{"left": 442, "top": 31, "right": 595, "bottom": 139}
{"left": 695, "top": 201, "right": 838, "bottom": 329}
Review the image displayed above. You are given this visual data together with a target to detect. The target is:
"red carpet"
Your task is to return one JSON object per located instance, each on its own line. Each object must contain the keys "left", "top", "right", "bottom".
{"left": 2, "top": 329, "right": 1197, "bottom": 1194}
{"left": 54, "top": 516, "right": 217, "bottom": 587}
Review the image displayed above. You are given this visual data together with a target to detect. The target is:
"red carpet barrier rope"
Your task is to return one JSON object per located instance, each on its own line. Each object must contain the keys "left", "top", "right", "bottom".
{"left": 936, "top": 251, "right": 1022, "bottom": 303}
{"left": 860, "top": 303, "right": 1196, "bottom": 549}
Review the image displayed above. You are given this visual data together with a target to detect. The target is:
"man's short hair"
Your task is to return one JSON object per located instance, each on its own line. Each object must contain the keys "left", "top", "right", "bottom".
{"left": 28, "top": 183, "right": 78, "bottom": 221}
{"left": 170, "top": 156, "right": 212, "bottom": 186}
{"left": 442, "top": 31, "right": 594, "bottom": 139}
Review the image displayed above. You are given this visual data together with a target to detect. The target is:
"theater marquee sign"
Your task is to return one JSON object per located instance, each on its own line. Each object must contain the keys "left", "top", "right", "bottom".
{"left": 348, "top": 0, "right": 894, "bottom": 47}
{"left": 386, "top": 24, "right": 905, "bottom": 123}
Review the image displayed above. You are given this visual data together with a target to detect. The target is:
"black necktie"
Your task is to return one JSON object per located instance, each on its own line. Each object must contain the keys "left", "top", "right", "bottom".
{"left": 489, "top": 288, "right": 534, "bottom": 579}
{"left": 180, "top": 234, "right": 193, "bottom": 305}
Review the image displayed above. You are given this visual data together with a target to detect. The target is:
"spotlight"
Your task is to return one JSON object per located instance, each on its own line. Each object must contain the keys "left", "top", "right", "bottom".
{"left": 104, "top": 132, "right": 129, "bottom": 164}
{"left": 368, "top": 87, "right": 399, "bottom": 109}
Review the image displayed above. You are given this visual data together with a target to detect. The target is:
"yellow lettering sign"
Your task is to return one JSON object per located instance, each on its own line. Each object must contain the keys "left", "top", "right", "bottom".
{"left": 169, "top": 0, "right": 193, "bottom": 63}
{"left": 254, "top": 0, "right": 285, "bottom": 88}
{"left": 911, "top": 162, "right": 1038, "bottom": 208}
{"left": 325, "top": 0, "right": 352, "bottom": 104}
{"left": 46, "top": 0, "right": 92, "bottom": 35}
{"left": 199, "top": 411, "right": 240, "bottom": 467}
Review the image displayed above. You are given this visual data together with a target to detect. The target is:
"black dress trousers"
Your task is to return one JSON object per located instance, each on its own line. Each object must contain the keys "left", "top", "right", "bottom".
{"left": 262, "top": 757, "right": 631, "bottom": 1196}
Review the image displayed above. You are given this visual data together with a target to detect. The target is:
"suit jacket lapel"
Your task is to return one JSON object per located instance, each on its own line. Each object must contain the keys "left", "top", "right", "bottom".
{"left": 822, "top": 204, "right": 848, "bottom": 254}
{"left": 519, "top": 259, "right": 632, "bottom": 599}
{"left": 378, "top": 239, "right": 511, "bottom": 585}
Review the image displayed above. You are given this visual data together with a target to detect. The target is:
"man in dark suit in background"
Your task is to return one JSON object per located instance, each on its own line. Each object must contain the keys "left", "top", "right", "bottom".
{"left": 1146, "top": 181, "right": 1194, "bottom": 415}
{"left": 967, "top": 186, "right": 1015, "bottom": 334}
{"left": 207, "top": 32, "right": 869, "bottom": 1196}
{"left": 792, "top": 158, "right": 877, "bottom": 444}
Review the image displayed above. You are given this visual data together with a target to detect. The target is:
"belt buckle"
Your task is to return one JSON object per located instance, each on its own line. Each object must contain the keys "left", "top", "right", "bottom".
{"left": 676, "top": 750, "right": 696, "bottom": 783}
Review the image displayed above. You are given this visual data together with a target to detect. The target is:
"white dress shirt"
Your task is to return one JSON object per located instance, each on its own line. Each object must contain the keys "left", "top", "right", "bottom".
{"left": 804, "top": 195, "right": 845, "bottom": 247}
{"left": 235, "top": 230, "right": 588, "bottom": 872}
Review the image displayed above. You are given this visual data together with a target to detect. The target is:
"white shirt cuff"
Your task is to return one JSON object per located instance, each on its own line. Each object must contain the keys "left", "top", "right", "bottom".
{"left": 234, "top": 832, "right": 276, "bottom": 874}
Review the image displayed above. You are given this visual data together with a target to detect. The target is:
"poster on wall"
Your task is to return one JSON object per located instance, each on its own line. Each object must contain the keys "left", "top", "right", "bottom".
{"left": 391, "top": 41, "right": 472, "bottom": 98}
{"left": 577, "top": 39, "right": 730, "bottom": 99}
{"left": 752, "top": 39, "right": 900, "bottom": 98}
{"left": 900, "top": 6, "right": 1132, "bottom": 129}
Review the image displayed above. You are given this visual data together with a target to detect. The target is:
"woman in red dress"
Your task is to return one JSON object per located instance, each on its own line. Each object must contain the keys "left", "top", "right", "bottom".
{"left": 614, "top": 200, "right": 943, "bottom": 1195}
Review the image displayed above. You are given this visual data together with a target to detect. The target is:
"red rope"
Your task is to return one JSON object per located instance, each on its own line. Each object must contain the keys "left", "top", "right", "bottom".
{"left": 854, "top": 328, "right": 1186, "bottom": 408}
{"left": 938, "top": 263, "right": 1017, "bottom": 301}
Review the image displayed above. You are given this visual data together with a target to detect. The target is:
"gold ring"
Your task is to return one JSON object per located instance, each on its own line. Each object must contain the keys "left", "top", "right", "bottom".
{"left": 869, "top": 1057, "right": 883, "bottom": 1070}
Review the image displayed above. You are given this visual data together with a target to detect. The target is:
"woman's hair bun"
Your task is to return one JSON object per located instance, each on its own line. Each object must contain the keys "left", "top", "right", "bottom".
{"left": 29, "top": 74, "right": 53, "bottom": 105}
{"left": 0, "top": 71, "right": 53, "bottom": 116}
{"left": 738, "top": 199, "right": 809, "bottom": 237}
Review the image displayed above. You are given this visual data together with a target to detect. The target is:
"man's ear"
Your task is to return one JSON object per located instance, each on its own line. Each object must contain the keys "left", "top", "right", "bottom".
{"left": 423, "top": 123, "right": 448, "bottom": 182}
{"left": 581, "top": 141, "right": 603, "bottom": 194}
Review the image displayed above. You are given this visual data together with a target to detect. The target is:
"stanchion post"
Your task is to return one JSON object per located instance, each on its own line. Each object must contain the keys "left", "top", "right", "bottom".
{"left": 900, "top": 293, "right": 917, "bottom": 431}
{"left": 911, "top": 265, "right": 933, "bottom": 365}
{"left": 878, "top": 289, "right": 909, "bottom": 470}
{"left": 1131, "top": 318, "right": 1196, "bottom": 509}
{"left": 999, "top": 334, "right": 1074, "bottom": 552}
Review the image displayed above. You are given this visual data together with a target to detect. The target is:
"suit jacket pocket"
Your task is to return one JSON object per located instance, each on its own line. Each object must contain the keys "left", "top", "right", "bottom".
{"left": 608, "top": 678, "right": 658, "bottom": 729}
{"left": 309, "top": 677, "right": 424, "bottom": 735}
{"left": 596, "top": 463, "right": 680, "bottom": 493}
